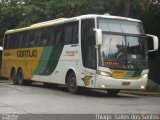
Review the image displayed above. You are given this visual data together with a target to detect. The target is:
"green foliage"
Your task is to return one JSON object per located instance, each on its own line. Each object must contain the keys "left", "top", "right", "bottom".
{"left": 130, "top": 0, "right": 160, "bottom": 37}
{"left": 0, "top": 0, "right": 160, "bottom": 46}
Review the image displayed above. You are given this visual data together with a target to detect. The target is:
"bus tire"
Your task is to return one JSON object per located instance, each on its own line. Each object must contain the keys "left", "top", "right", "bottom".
{"left": 107, "top": 89, "right": 120, "bottom": 96}
{"left": 25, "top": 80, "right": 32, "bottom": 85}
{"left": 10, "top": 68, "right": 17, "bottom": 85}
{"left": 67, "top": 72, "right": 78, "bottom": 94}
{"left": 17, "top": 69, "right": 24, "bottom": 85}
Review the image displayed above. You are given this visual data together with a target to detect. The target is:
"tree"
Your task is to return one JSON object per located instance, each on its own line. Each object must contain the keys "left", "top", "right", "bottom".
{"left": 0, "top": 0, "right": 159, "bottom": 45}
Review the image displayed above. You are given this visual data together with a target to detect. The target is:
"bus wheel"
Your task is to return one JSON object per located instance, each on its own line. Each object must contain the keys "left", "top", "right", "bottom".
{"left": 25, "top": 80, "right": 32, "bottom": 85}
{"left": 17, "top": 69, "right": 24, "bottom": 85}
{"left": 107, "top": 89, "right": 120, "bottom": 96}
{"left": 10, "top": 68, "right": 17, "bottom": 85}
{"left": 67, "top": 72, "right": 78, "bottom": 94}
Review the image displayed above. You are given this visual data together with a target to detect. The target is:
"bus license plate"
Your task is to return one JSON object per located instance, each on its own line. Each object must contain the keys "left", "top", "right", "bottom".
{"left": 122, "top": 82, "right": 130, "bottom": 86}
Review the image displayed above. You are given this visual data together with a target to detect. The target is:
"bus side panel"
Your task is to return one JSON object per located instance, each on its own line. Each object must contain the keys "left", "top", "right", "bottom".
{"left": 2, "top": 48, "right": 43, "bottom": 80}
{"left": 31, "top": 45, "right": 64, "bottom": 83}
{"left": 61, "top": 45, "right": 79, "bottom": 85}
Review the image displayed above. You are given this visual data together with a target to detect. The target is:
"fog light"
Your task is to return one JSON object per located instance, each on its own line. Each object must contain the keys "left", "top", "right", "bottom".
{"left": 101, "top": 84, "right": 107, "bottom": 88}
{"left": 141, "top": 85, "right": 145, "bottom": 89}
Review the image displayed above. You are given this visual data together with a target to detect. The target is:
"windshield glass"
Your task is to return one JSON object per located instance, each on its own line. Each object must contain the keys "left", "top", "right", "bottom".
{"left": 98, "top": 18, "right": 144, "bottom": 35}
{"left": 99, "top": 34, "right": 147, "bottom": 70}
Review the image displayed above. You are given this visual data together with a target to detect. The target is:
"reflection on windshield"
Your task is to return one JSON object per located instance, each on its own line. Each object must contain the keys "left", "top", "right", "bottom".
{"left": 99, "top": 34, "right": 147, "bottom": 70}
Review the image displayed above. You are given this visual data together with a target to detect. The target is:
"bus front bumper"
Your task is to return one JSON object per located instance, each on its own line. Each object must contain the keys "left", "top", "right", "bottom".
{"left": 95, "top": 75, "right": 148, "bottom": 90}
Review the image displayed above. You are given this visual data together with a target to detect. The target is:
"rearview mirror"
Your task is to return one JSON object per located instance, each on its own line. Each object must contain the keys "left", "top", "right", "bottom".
{"left": 146, "top": 34, "right": 159, "bottom": 52}
{"left": 94, "top": 29, "right": 102, "bottom": 45}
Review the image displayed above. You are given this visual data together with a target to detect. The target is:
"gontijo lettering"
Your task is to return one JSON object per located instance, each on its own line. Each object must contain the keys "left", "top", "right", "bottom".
{"left": 17, "top": 50, "right": 37, "bottom": 57}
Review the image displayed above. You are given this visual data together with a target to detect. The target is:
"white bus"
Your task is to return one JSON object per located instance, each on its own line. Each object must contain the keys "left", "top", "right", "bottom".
{"left": 0, "top": 46, "right": 3, "bottom": 78}
{"left": 2, "top": 14, "right": 158, "bottom": 95}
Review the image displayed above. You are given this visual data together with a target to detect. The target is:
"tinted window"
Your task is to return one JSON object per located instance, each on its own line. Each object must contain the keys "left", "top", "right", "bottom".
{"left": 40, "top": 28, "right": 49, "bottom": 46}
{"left": 17, "top": 32, "right": 24, "bottom": 48}
{"left": 98, "top": 18, "right": 145, "bottom": 34}
{"left": 23, "top": 32, "right": 30, "bottom": 47}
{"left": 64, "top": 24, "right": 73, "bottom": 44}
{"left": 29, "top": 31, "right": 35, "bottom": 46}
{"left": 81, "top": 19, "right": 96, "bottom": 69}
{"left": 64, "top": 21, "right": 78, "bottom": 44}
{"left": 4, "top": 35, "right": 9, "bottom": 49}
{"left": 55, "top": 25, "right": 64, "bottom": 44}
{"left": 72, "top": 22, "right": 78, "bottom": 44}
{"left": 48, "top": 26, "right": 55, "bottom": 45}
{"left": 4, "top": 21, "right": 79, "bottom": 49}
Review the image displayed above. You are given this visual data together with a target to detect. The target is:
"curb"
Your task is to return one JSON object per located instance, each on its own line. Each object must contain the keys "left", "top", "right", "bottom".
{"left": 0, "top": 80, "right": 11, "bottom": 83}
{"left": 121, "top": 91, "right": 160, "bottom": 97}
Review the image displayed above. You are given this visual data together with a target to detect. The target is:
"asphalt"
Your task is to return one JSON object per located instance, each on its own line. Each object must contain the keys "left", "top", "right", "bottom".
{"left": 0, "top": 79, "right": 160, "bottom": 97}
{"left": 121, "top": 90, "right": 160, "bottom": 97}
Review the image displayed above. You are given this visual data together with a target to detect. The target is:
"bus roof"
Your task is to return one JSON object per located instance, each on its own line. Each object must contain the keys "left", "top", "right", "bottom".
{"left": 5, "top": 14, "right": 141, "bottom": 34}
{"left": 79, "top": 14, "right": 141, "bottom": 22}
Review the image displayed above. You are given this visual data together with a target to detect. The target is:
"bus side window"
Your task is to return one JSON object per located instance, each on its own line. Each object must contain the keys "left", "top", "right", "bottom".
{"left": 35, "top": 29, "right": 41, "bottom": 47}
{"left": 41, "top": 28, "right": 49, "bottom": 46}
{"left": 10, "top": 34, "right": 17, "bottom": 49}
{"left": 64, "top": 21, "right": 78, "bottom": 44}
{"left": 23, "top": 32, "right": 30, "bottom": 47}
{"left": 17, "top": 32, "right": 23, "bottom": 48}
{"left": 81, "top": 19, "right": 96, "bottom": 69}
{"left": 72, "top": 22, "right": 78, "bottom": 44}
{"left": 29, "top": 30, "right": 35, "bottom": 47}
{"left": 4, "top": 35, "right": 9, "bottom": 49}
{"left": 49, "top": 26, "right": 55, "bottom": 45}
{"left": 14, "top": 33, "right": 19, "bottom": 48}
{"left": 64, "top": 23, "right": 73, "bottom": 44}
{"left": 55, "top": 25, "right": 63, "bottom": 44}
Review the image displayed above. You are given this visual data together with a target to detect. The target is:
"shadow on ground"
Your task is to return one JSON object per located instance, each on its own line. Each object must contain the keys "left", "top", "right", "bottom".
{"left": 29, "top": 82, "right": 138, "bottom": 99}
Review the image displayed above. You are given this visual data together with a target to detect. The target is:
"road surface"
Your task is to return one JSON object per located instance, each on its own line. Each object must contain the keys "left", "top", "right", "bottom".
{"left": 0, "top": 82, "right": 159, "bottom": 114}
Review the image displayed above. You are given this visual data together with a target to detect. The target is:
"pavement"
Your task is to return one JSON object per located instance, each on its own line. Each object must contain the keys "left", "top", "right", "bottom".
{"left": 0, "top": 79, "right": 10, "bottom": 83}
{"left": 121, "top": 90, "right": 160, "bottom": 97}
{"left": 0, "top": 79, "right": 160, "bottom": 97}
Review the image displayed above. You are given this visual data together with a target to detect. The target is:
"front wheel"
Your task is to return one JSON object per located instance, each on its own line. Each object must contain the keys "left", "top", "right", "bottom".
{"left": 67, "top": 72, "right": 78, "bottom": 94}
{"left": 107, "top": 89, "right": 120, "bottom": 96}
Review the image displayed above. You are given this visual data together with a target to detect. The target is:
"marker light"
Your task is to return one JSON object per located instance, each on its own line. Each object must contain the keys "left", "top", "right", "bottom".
{"left": 141, "top": 73, "right": 148, "bottom": 78}
{"left": 101, "top": 84, "right": 107, "bottom": 88}
{"left": 141, "top": 85, "right": 145, "bottom": 89}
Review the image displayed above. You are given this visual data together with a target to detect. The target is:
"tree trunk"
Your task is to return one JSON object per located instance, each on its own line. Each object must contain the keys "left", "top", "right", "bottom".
{"left": 124, "top": 0, "right": 130, "bottom": 17}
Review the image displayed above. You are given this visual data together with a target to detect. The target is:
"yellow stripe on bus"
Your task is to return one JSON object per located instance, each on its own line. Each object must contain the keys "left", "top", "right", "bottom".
{"left": 2, "top": 47, "right": 43, "bottom": 79}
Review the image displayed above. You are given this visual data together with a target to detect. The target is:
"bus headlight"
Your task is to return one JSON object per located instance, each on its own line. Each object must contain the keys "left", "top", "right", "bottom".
{"left": 140, "top": 85, "right": 145, "bottom": 89}
{"left": 141, "top": 73, "right": 148, "bottom": 78}
{"left": 97, "top": 70, "right": 111, "bottom": 77}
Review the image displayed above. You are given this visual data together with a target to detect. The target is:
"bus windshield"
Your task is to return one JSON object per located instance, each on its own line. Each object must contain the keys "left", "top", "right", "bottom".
{"left": 98, "top": 18, "right": 147, "bottom": 70}
{"left": 98, "top": 18, "right": 144, "bottom": 34}
{"left": 99, "top": 34, "right": 147, "bottom": 70}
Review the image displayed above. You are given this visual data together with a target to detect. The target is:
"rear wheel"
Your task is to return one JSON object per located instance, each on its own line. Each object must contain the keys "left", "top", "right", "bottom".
{"left": 17, "top": 69, "right": 24, "bottom": 85}
{"left": 10, "top": 69, "right": 17, "bottom": 85}
{"left": 107, "top": 89, "right": 120, "bottom": 96}
{"left": 25, "top": 80, "right": 32, "bottom": 85}
{"left": 67, "top": 72, "right": 78, "bottom": 94}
